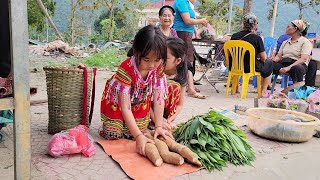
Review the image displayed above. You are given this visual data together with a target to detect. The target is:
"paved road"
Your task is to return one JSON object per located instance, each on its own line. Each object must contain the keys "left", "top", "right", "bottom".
{"left": 1, "top": 66, "right": 320, "bottom": 179}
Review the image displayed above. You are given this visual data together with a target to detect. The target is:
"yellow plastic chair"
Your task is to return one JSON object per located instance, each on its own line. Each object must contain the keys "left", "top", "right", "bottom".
{"left": 224, "top": 40, "right": 261, "bottom": 99}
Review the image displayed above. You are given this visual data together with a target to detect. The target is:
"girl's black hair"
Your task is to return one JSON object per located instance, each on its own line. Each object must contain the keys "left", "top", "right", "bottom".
{"left": 159, "top": 5, "right": 175, "bottom": 16}
{"left": 166, "top": 37, "right": 188, "bottom": 85}
{"left": 132, "top": 25, "right": 167, "bottom": 66}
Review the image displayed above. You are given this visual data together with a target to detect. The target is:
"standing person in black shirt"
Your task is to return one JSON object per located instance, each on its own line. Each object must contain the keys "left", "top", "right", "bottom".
{"left": 0, "top": 0, "right": 11, "bottom": 78}
{"left": 231, "top": 12, "right": 273, "bottom": 98}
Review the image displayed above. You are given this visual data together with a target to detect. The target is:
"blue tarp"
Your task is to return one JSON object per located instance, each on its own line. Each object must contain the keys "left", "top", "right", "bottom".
{"left": 0, "top": 110, "right": 13, "bottom": 124}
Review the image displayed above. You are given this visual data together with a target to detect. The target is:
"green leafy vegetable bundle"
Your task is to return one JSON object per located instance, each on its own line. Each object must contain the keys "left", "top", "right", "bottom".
{"left": 173, "top": 110, "right": 255, "bottom": 172}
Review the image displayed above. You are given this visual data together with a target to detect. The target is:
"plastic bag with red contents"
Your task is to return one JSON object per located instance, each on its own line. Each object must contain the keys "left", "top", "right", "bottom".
{"left": 48, "top": 125, "right": 96, "bottom": 157}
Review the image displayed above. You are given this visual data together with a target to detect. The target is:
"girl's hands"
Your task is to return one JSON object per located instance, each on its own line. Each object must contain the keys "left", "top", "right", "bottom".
{"left": 162, "top": 118, "right": 171, "bottom": 131}
{"left": 162, "top": 118, "right": 177, "bottom": 131}
{"left": 162, "top": 120, "right": 172, "bottom": 131}
{"left": 135, "top": 134, "right": 154, "bottom": 156}
{"left": 153, "top": 126, "right": 174, "bottom": 140}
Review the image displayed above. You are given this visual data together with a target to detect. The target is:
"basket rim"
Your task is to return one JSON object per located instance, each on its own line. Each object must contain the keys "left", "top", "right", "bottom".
{"left": 43, "top": 67, "right": 86, "bottom": 73}
{"left": 247, "top": 107, "right": 320, "bottom": 125}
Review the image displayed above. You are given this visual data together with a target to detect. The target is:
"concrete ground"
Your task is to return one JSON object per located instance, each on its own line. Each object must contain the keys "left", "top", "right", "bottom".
{"left": 1, "top": 56, "right": 320, "bottom": 180}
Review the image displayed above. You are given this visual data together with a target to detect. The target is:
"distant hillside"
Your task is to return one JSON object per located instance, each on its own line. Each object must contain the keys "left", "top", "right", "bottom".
{"left": 52, "top": 0, "right": 102, "bottom": 33}
{"left": 237, "top": 0, "right": 320, "bottom": 37}
{"left": 52, "top": 0, "right": 320, "bottom": 38}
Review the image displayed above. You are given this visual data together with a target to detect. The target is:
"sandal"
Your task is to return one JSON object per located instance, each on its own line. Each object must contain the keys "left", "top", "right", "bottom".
{"left": 188, "top": 92, "right": 206, "bottom": 99}
{"left": 261, "top": 93, "right": 270, "bottom": 98}
{"left": 186, "top": 88, "right": 200, "bottom": 93}
{"left": 193, "top": 81, "right": 202, "bottom": 85}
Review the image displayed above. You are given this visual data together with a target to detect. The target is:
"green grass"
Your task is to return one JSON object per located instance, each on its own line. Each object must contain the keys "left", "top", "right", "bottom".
{"left": 45, "top": 48, "right": 127, "bottom": 69}
{"left": 68, "top": 48, "right": 127, "bottom": 68}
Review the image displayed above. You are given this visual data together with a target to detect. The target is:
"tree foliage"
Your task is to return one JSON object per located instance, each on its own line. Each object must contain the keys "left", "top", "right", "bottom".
{"left": 268, "top": 0, "right": 320, "bottom": 20}
{"left": 197, "top": 0, "right": 243, "bottom": 34}
{"left": 283, "top": 0, "right": 320, "bottom": 18}
{"left": 63, "top": 0, "right": 92, "bottom": 46}
{"left": 78, "top": 0, "right": 146, "bottom": 42}
{"left": 94, "top": 8, "right": 122, "bottom": 34}
{"left": 27, "top": 0, "right": 56, "bottom": 33}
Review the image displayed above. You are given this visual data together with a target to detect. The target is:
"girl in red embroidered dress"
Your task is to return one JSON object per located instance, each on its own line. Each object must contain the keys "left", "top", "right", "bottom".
{"left": 100, "top": 25, "right": 173, "bottom": 156}
{"left": 150, "top": 37, "right": 188, "bottom": 130}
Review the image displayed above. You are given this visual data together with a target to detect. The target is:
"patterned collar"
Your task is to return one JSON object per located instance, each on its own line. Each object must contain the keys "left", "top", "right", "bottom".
{"left": 130, "top": 56, "right": 156, "bottom": 85}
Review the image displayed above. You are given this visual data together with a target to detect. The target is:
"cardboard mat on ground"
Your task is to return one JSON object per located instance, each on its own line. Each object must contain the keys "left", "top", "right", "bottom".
{"left": 96, "top": 139, "right": 201, "bottom": 180}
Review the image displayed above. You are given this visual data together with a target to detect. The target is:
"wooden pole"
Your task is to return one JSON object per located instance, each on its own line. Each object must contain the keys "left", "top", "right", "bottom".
{"left": 9, "top": 0, "right": 31, "bottom": 178}
{"left": 35, "top": 0, "right": 63, "bottom": 40}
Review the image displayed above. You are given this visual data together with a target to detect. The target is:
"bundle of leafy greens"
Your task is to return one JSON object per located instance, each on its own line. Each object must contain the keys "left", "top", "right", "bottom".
{"left": 173, "top": 110, "right": 255, "bottom": 172}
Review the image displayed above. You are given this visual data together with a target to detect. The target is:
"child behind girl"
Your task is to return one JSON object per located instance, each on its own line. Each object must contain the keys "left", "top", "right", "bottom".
{"left": 100, "top": 25, "right": 173, "bottom": 156}
{"left": 150, "top": 37, "right": 188, "bottom": 130}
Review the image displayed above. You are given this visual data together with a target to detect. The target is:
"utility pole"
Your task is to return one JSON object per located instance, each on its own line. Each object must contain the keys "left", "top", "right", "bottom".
{"left": 270, "top": 0, "right": 278, "bottom": 37}
{"left": 227, "top": 0, "right": 233, "bottom": 34}
{"left": 46, "top": 8, "right": 49, "bottom": 42}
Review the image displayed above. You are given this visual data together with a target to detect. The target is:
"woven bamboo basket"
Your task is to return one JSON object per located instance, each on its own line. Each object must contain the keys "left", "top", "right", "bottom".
{"left": 247, "top": 108, "right": 320, "bottom": 142}
{"left": 44, "top": 67, "right": 93, "bottom": 134}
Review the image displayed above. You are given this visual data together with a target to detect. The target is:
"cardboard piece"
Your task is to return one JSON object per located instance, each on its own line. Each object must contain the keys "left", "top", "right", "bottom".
{"left": 96, "top": 139, "right": 201, "bottom": 180}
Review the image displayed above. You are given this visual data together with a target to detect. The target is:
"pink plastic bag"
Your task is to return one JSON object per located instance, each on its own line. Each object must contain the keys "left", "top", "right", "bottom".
{"left": 48, "top": 125, "right": 96, "bottom": 157}
{"left": 68, "top": 125, "right": 96, "bottom": 157}
{"left": 48, "top": 132, "right": 80, "bottom": 157}
{"left": 307, "top": 89, "right": 320, "bottom": 113}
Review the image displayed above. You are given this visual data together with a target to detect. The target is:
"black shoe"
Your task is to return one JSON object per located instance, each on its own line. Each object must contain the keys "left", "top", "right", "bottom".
{"left": 194, "top": 81, "right": 202, "bottom": 85}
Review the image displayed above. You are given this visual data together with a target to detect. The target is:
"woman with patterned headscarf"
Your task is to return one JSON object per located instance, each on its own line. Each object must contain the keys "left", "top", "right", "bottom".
{"left": 272, "top": 20, "right": 313, "bottom": 83}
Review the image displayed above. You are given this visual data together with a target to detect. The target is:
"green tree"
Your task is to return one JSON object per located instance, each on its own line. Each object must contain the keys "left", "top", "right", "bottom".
{"left": 197, "top": 0, "right": 242, "bottom": 34}
{"left": 78, "top": 0, "right": 146, "bottom": 42}
{"left": 268, "top": 0, "right": 320, "bottom": 19}
{"left": 64, "top": 0, "right": 90, "bottom": 45}
{"left": 27, "top": 0, "right": 56, "bottom": 33}
{"left": 231, "top": 6, "right": 243, "bottom": 33}
{"left": 284, "top": 0, "right": 320, "bottom": 19}
{"left": 94, "top": 8, "right": 122, "bottom": 34}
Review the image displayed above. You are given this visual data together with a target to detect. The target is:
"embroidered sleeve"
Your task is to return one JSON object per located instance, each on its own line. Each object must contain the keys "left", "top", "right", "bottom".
{"left": 108, "top": 67, "right": 132, "bottom": 104}
{"left": 153, "top": 66, "right": 168, "bottom": 99}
